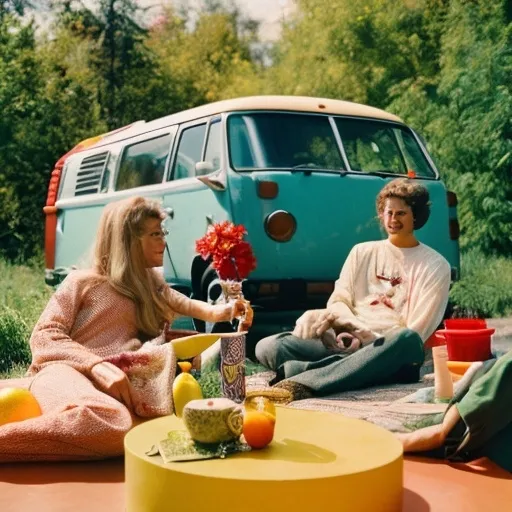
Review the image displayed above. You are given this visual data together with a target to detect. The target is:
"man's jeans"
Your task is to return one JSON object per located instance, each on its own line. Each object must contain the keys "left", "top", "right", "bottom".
{"left": 255, "top": 328, "right": 425, "bottom": 395}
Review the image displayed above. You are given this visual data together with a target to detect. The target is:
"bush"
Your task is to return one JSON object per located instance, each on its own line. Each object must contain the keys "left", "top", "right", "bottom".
{"left": 450, "top": 249, "right": 512, "bottom": 318}
{"left": 0, "top": 307, "right": 31, "bottom": 373}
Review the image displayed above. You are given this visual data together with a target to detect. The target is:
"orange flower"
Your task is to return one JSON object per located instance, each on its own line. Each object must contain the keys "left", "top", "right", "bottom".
{"left": 195, "top": 222, "right": 257, "bottom": 280}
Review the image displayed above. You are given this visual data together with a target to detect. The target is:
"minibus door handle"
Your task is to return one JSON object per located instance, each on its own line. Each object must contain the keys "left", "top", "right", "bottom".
{"left": 164, "top": 207, "right": 174, "bottom": 219}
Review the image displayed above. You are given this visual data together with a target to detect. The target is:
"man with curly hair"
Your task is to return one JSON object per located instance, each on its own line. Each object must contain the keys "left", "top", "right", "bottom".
{"left": 256, "top": 178, "right": 451, "bottom": 399}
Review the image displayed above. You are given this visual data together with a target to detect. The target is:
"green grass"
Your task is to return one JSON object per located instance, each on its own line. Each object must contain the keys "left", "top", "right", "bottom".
{"left": 0, "top": 257, "right": 53, "bottom": 328}
{"left": 0, "top": 257, "right": 52, "bottom": 375}
{"left": 0, "top": 363, "right": 29, "bottom": 380}
{"left": 198, "top": 360, "right": 268, "bottom": 398}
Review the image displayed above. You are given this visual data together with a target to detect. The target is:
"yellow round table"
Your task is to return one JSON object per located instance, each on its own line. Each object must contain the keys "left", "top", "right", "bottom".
{"left": 125, "top": 407, "right": 403, "bottom": 512}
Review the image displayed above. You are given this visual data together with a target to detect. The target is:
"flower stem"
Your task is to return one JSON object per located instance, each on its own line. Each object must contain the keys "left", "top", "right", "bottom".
{"left": 230, "top": 256, "right": 241, "bottom": 281}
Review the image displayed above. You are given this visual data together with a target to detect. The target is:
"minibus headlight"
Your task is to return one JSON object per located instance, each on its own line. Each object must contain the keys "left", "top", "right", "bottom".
{"left": 264, "top": 210, "right": 297, "bottom": 242}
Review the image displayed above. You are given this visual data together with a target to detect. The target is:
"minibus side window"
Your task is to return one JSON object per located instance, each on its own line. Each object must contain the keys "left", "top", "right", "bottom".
{"left": 204, "top": 120, "right": 221, "bottom": 172}
{"left": 172, "top": 124, "right": 207, "bottom": 180}
{"left": 57, "top": 162, "right": 69, "bottom": 199}
{"left": 100, "top": 165, "right": 110, "bottom": 193}
{"left": 116, "top": 134, "right": 172, "bottom": 191}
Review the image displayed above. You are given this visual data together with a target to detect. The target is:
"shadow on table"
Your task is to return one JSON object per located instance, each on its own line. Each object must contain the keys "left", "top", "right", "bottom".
{"left": 402, "top": 489, "right": 430, "bottom": 511}
{"left": 0, "top": 457, "right": 125, "bottom": 484}
{"left": 404, "top": 455, "right": 512, "bottom": 481}
{"left": 244, "top": 438, "right": 337, "bottom": 463}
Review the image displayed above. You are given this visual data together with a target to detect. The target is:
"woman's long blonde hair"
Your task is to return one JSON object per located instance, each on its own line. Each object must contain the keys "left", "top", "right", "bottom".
{"left": 93, "top": 196, "right": 174, "bottom": 337}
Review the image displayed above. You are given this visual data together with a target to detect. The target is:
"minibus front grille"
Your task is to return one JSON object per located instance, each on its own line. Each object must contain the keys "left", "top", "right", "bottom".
{"left": 75, "top": 151, "right": 109, "bottom": 196}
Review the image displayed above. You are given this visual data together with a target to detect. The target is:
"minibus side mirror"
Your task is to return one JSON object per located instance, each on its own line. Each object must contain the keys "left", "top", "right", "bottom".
{"left": 196, "top": 168, "right": 226, "bottom": 192}
{"left": 195, "top": 161, "right": 215, "bottom": 176}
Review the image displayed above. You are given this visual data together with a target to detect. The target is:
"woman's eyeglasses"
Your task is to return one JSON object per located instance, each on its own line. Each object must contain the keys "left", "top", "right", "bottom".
{"left": 146, "top": 228, "right": 169, "bottom": 240}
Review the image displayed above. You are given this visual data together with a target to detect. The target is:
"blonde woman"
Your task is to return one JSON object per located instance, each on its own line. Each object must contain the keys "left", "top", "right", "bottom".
{"left": 0, "top": 196, "right": 250, "bottom": 462}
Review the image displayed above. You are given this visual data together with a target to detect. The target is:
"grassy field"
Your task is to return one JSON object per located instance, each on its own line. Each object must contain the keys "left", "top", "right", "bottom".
{"left": 0, "top": 258, "right": 52, "bottom": 377}
{"left": 1, "top": 251, "right": 511, "bottom": 379}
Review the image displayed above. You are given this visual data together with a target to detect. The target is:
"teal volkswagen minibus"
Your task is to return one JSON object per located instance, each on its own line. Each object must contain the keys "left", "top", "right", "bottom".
{"left": 44, "top": 96, "right": 460, "bottom": 326}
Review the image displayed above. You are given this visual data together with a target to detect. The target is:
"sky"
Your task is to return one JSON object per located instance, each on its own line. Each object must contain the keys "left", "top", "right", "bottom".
{"left": 161, "top": 0, "right": 295, "bottom": 41}
{"left": 31, "top": 0, "right": 296, "bottom": 41}
{"left": 234, "top": 0, "right": 294, "bottom": 40}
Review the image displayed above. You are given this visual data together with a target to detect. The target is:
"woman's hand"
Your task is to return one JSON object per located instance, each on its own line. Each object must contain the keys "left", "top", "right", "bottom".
{"left": 90, "top": 362, "right": 133, "bottom": 408}
{"left": 211, "top": 300, "right": 254, "bottom": 330}
{"left": 234, "top": 300, "right": 254, "bottom": 331}
{"left": 211, "top": 303, "right": 234, "bottom": 323}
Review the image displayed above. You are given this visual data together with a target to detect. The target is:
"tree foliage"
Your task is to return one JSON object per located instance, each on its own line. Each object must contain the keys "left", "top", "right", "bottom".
{"left": 146, "top": 3, "right": 261, "bottom": 109}
{"left": 389, "top": 0, "right": 512, "bottom": 254}
{"left": 264, "top": 0, "right": 449, "bottom": 105}
{"left": 0, "top": 0, "right": 510, "bottom": 262}
{"left": 0, "top": 15, "right": 53, "bottom": 260}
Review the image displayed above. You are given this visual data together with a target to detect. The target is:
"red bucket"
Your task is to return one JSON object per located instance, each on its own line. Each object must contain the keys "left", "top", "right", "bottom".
{"left": 444, "top": 318, "right": 487, "bottom": 330}
{"left": 435, "top": 328, "right": 495, "bottom": 362}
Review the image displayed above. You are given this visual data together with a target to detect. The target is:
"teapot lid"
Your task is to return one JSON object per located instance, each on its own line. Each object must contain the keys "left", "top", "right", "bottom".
{"left": 185, "top": 397, "right": 237, "bottom": 411}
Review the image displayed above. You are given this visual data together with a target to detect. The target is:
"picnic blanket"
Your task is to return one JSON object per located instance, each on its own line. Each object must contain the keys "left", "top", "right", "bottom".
{"left": 246, "top": 372, "right": 446, "bottom": 433}
{"left": 245, "top": 357, "right": 496, "bottom": 434}
{"left": 246, "top": 371, "right": 445, "bottom": 433}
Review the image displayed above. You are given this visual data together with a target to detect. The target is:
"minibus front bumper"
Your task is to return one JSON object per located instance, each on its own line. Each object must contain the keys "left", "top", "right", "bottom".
{"left": 242, "top": 279, "right": 335, "bottom": 311}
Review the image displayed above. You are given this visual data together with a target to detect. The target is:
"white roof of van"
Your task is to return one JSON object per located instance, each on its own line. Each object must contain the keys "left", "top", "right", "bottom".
{"left": 93, "top": 95, "right": 403, "bottom": 147}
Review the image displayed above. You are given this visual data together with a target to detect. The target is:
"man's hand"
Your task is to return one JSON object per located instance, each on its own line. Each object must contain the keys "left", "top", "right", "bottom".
{"left": 332, "top": 318, "right": 381, "bottom": 347}
{"left": 321, "top": 329, "right": 362, "bottom": 354}
{"left": 293, "top": 309, "right": 335, "bottom": 339}
{"left": 90, "top": 362, "right": 133, "bottom": 408}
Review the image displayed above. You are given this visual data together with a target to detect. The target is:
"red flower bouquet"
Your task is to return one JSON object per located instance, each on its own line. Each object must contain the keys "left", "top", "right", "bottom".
{"left": 195, "top": 221, "right": 257, "bottom": 281}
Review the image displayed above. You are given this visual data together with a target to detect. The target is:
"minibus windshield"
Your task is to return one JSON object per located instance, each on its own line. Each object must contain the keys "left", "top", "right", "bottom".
{"left": 227, "top": 112, "right": 435, "bottom": 178}
{"left": 334, "top": 117, "right": 435, "bottom": 178}
{"left": 228, "top": 113, "right": 344, "bottom": 172}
